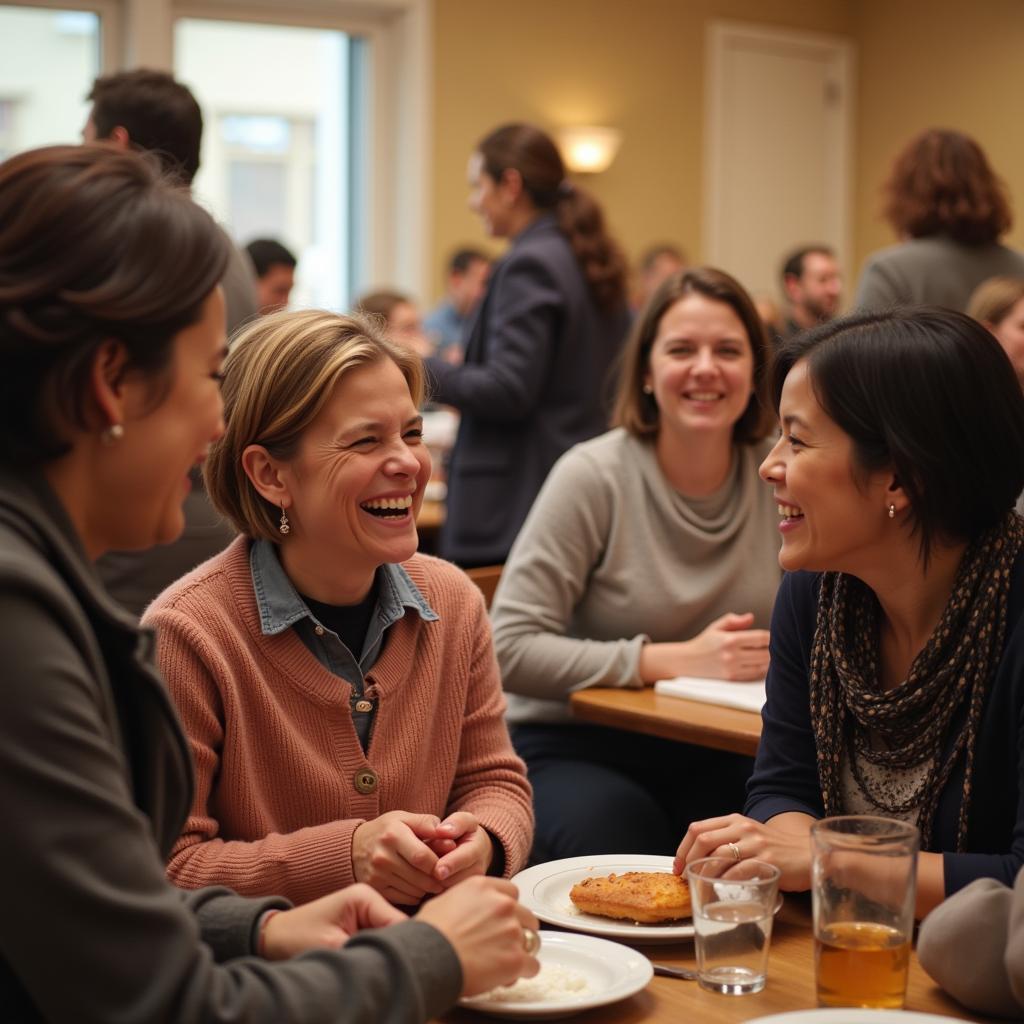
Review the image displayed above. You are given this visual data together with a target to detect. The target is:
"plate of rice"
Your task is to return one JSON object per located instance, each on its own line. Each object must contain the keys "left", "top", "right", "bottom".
{"left": 459, "top": 931, "right": 652, "bottom": 1019}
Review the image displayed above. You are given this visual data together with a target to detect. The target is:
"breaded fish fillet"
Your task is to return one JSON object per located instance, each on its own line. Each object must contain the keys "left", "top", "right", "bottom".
{"left": 569, "top": 871, "right": 691, "bottom": 923}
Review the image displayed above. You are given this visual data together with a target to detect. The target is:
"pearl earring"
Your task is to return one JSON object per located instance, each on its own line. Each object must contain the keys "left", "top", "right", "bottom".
{"left": 279, "top": 506, "right": 291, "bottom": 535}
{"left": 642, "top": 384, "right": 654, "bottom": 395}
{"left": 888, "top": 504, "right": 896, "bottom": 519}
{"left": 102, "top": 423, "right": 124, "bottom": 444}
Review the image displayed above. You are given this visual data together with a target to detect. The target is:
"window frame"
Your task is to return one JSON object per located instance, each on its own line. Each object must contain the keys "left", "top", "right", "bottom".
{"left": 1, "top": 0, "right": 121, "bottom": 71}
{"left": 6, "top": 0, "right": 432, "bottom": 300}
{"left": 173, "top": 0, "right": 432, "bottom": 300}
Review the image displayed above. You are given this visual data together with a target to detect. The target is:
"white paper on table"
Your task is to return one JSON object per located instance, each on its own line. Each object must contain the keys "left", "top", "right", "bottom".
{"left": 653, "top": 676, "right": 766, "bottom": 713}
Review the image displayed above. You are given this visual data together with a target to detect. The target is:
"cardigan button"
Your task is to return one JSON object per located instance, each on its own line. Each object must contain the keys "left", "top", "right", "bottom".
{"left": 354, "top": 768, "right": 379, "bottom": 794}
{"left": 354, "top": 699, "right": 374, "bottom": 713}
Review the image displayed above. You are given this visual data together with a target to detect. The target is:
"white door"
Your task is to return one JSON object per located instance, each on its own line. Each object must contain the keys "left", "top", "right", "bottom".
{"left": 704, "top": 21, "right": 855, "bottom": 304}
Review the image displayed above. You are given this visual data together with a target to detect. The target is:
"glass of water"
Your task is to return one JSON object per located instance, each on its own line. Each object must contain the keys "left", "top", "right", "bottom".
{"left": 685, "top": 857, "right": 781, "bottom": 995}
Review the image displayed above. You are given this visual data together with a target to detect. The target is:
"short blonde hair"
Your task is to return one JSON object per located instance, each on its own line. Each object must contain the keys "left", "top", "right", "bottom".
{"left": 967, "top": 276, "right": 1024, "bottom": 328}
{"left": 205, "top": 309, "right": 425, "bottom": 540}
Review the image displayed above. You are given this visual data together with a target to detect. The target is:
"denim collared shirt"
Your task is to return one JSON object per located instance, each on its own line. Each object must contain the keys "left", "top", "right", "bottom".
{"left": 249, "top": 538, "right": 438, "bottom": 749}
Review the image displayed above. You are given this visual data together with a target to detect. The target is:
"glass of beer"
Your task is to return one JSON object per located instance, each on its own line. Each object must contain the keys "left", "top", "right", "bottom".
{"left": 810, "top": 815, "right": 919, "bottom": 1008}
{"left": 686, "top": 857, "right": 781, "bottom": 995}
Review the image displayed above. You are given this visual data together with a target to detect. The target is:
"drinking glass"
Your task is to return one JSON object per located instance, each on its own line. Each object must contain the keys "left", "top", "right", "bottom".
{"left": 685, "top": 857, "right": 781, "bottom": 995}
{"left": 810, "top": 815, "right": 919, "bottom": 1009}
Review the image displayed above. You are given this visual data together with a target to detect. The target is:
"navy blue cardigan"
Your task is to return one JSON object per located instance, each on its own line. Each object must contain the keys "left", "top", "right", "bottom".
{"left": 745, "top": 559, "right": 1024, "bottom": 896}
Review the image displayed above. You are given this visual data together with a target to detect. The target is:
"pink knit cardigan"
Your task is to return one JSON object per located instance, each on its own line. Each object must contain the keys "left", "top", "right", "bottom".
{"left": 144, "top": 538, "right": 533, "bottom": 904}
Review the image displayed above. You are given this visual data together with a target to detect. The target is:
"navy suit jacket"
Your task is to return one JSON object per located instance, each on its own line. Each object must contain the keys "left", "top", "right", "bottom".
{"left": 426, "top": 214, "right": 629, "bottom": 566}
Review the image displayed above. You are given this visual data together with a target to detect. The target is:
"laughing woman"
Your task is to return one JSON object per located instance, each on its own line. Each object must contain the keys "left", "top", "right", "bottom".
{"left": 490, "top": 267, "right": 780, "bottom": 861}
{"left": 0, "top": 145, "right": 539, "bottom": 1023}
{"left": 145, "top": 310, "right": 532, "bottom": 907}
{"left": 676, "top": 307, "right": 1024, "bottom": 918}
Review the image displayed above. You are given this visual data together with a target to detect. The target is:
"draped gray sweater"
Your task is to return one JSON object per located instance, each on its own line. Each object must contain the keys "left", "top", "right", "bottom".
{"left": 492, "top": 428, "right": 781, "bottom": 725}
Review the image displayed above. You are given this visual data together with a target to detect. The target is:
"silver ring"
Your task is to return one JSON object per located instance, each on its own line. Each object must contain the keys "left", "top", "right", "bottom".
{"left": 727, "top": 841, "right": 741, "bottom": 862}
{"left": 522, "top": 928, "right": 541, "bottom": 956}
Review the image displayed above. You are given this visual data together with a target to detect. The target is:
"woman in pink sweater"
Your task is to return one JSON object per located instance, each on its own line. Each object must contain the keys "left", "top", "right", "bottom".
{"left": 145, "top": 310, "right": 533, "bottom": 906}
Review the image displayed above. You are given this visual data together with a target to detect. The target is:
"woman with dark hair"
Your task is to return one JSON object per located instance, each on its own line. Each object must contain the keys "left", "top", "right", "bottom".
{"left": 426, "top": 122, "right": 631, "bottom": 567}
{"left": 0, "top": 144, "right": 538, "bottom": 1023}
{"left": 675, "top": 307, "right": 1024, "bottom": 921}
{"left": 855, "top": 129, "right": 1024, "bottom": 311}
{"left": 490, "top": 267, "right": 780, "bottom": 861}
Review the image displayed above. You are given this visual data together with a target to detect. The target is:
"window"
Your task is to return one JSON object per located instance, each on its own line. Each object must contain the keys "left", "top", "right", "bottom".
{"left": 0, "top": 5, "right": 101, "bottom": 154}
{"left": 176, "top": 18, "right": 367, "bottom": 311}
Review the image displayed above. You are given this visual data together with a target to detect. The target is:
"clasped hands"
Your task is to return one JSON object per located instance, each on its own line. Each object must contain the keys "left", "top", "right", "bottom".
{"left": 352, "top": 809, "right": 493, "bottom": 905}
{"left": 673, "top": 811, "right": 815, "bottom": 892}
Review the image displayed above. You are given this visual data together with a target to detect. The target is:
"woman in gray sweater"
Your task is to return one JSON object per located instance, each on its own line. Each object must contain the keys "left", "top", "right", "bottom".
{"left": 491, "top": 267, "right": 781, "bottom": 862}
{"left": 0, "top": 144, "right": 538, "bottom": 1024}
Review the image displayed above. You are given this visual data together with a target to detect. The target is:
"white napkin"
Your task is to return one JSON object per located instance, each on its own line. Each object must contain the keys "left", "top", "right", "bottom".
{"left": 653, "top": 676, "right": 766, "bottom": 713}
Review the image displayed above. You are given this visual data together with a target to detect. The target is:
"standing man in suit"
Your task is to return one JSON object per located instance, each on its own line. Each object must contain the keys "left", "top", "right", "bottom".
{"left": 83, "top": 69, "right": 251, "bottom": 613}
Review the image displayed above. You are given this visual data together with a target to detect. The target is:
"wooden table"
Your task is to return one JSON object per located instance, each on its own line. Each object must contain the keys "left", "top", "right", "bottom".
{"left": 569, "top": 688, "right": 763, "bottom": 757}
{"left": 444, "top": 895, "right": 991, "bottom": 1023}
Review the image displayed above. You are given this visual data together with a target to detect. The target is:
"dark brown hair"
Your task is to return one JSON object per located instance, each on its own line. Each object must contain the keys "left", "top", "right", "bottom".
{"left": 477, "top": 123, "right": 628, "bottom": 311}
{"left": 88, "top": 69, "right": 203, "bottom": 185}
{"left": 612, "top": 266, "right": 772, "bottom": 444}
{"left": 0, "top": 144, "right": 230, "bottom": 467}
{"left": 883, "top": 129, "right": 1012, "bottom": 245}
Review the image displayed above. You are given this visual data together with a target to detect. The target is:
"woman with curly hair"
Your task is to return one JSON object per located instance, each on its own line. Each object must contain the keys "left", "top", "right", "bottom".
{"left": 855, "top": 129, "right": 1024, "bottom": 312}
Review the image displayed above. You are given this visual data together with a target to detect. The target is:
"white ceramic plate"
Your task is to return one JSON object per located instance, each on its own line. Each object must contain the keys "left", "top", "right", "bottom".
{"left": 459, "top": 931, "right": 652, "bottom": 1019}
{"left": 744, "top": 1011, "right": 969, "bottom": 1023}
{"left": 511, "top": 854, "right": 696, "bottom": 943}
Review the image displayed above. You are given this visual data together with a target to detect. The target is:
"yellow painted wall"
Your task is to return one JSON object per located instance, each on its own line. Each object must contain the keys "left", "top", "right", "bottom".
{"left": 431, "top": 0, "right": 854, "bottom": 300}
{"left": 852, "top": 0, "right": 1024, "bottom": 280}
{"left": 431, "top": 0, "right": 1024, "bottom": 304}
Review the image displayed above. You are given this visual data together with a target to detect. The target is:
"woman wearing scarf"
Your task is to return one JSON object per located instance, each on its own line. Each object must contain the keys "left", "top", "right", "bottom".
{"left": 675, "top": 307, "right": 1024, "bottom": 919}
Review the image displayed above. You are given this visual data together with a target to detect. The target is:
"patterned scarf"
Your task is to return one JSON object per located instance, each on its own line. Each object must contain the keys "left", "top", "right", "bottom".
{"left": 808, "top": 513, "right": 1024, "bottom": 851}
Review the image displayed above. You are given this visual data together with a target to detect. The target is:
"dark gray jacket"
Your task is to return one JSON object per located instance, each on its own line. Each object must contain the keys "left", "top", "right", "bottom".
{"left": 0, "top": 470, "right": 461, "bottom": 1023}
{"left": 427, "top": 214, "right": 630, "bottom": 567}
{"left": 854, "top": 235, "right": 1024, "bottom": 313}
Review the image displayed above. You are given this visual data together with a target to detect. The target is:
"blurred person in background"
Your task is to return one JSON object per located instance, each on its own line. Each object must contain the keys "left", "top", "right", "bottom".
{"left": 0, "top": 142, "right": 539, "bottom": 1024}
{"left": 633, "top": 242, "right": 687, "bottom": 312}
{"left": 357, "top": 289, "right": 434, "bottom": 358}
{"left": 855, "top": 128, "right": 1024, "bottom": 312}
{"left": 83, "top": 69, "right": 257, "bottom": 333}
{"left": 779, "top": 244, "right": 842, "bottom": 338}
{"left": 424, "top": 247, "right": 491, "bottom": 364}
{"left": 426, "top": 123, "right": 631, "bottom": 568}
{"left": 85, "top": 68, "right": 256, "bottom": 616}
{"left": 247, "top": 237, "right": 298, "bottom": 315}
{"left": 967, "top": 276, "right": 1024, "bottom": 387}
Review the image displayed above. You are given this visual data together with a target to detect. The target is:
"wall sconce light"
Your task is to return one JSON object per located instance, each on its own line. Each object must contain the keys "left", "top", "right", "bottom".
{"left": 556, "top": 126, "right": 622, "bottom": 174}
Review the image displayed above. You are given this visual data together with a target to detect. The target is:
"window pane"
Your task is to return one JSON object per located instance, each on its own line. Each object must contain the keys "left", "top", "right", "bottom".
{"left": 176, "top": 18, "right": 362, "bottom": 311}
{"left": 0, "top": 5, "right": 100, "bottom": 159}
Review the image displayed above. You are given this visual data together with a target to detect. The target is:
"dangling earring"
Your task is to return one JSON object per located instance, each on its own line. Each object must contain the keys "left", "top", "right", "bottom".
{"left": 101, "top": 423, "right": 124, "bottom": 444}
{"left": 888, "top": 504, "right": 896, "bottom": 519}
{"left": 279, "top": 506, "right": 291, "bottom": 535}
